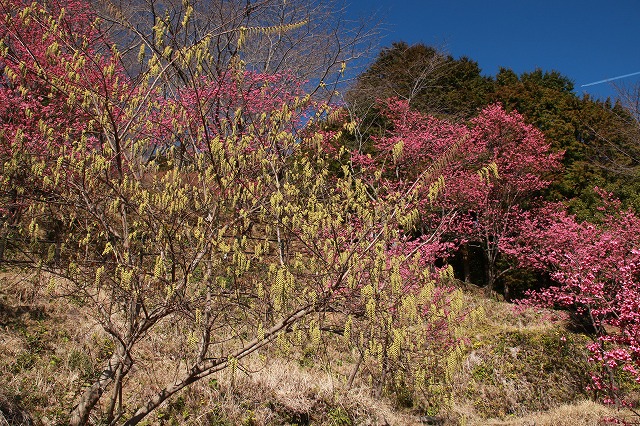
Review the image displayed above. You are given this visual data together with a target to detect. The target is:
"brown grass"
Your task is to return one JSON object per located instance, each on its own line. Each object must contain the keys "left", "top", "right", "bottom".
{"left": 0, "top": 271, "right": 114, "bottom": 424}
{"left": 465, "top": 400, "right": 635, "bottom": 426}
{"left": 173, "top": 358, "right": 424, "bottom": 425}
{"left": 1, "top": 272, "right": 639, "bottom": 425}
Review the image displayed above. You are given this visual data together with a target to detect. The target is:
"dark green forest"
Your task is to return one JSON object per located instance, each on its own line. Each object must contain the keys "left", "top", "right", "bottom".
{"left": 348, "top": 42, "right": 640, "bottom": 218}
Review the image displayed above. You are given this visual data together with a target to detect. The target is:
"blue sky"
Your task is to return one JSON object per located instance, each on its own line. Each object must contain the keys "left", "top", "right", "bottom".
{"left": 346, "top": 0, "right": 640, "bottom": 101}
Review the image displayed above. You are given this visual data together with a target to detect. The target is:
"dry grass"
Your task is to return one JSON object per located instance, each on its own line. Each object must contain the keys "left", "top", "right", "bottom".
{"left": 444, "top": 290, "right": 622, "bottom": 424}
{"left": 1, "top": 272, "right": 639, "bottom": 425}
{"left": 0, "top": 271, "right": 424, "bottom": 425}
{"left": 168, "top": 358, "right": 425, "bottom": 425}
{"left": 0, "top": 271, "right": 110, "bottom": 424}
{"left": 465, "top": 399, "right": 636, "bottom": 425}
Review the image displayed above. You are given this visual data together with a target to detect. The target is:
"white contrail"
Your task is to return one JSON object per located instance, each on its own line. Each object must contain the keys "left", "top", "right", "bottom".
{"left": 581, "top": 71, "right": 640, "bottom": 87}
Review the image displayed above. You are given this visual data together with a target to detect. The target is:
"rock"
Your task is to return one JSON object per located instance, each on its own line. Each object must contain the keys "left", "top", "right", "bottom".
{"left": 419, "top": 415, "right": 444, "bottom": 425}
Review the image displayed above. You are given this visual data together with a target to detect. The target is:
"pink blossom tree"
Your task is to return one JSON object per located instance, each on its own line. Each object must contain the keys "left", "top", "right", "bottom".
{"left": 0, "top": 0, "right": 116, "bottom": 260}
{"left": 448, "top": 104, "right": 563, "bottom": 294}
{"left": 503, "top": 193, "right": 640, "bottom": 406}
{"left": 352, "top": 99, "right": 563, "bottom": 294}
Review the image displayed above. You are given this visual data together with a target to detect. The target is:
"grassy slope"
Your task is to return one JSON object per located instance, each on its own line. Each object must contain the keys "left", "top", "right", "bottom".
{"left": 0, "top": 272, "right": 637, "bottom": 426}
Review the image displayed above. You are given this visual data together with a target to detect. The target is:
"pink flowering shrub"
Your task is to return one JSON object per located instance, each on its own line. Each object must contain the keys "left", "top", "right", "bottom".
{"left": 352, "top": 99, "right": 563, "bottom": 291}
{"left": 504, "top": 192, "right": 640, "bottom": 403}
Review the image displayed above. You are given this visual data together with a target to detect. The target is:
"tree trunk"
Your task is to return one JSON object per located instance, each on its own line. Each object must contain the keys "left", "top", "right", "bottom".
{"left": 461, "top": 243, "right": 470, "bottom": 282}
{"left": 347, "top": 351, "right": 364, "bottom": 389}
{"left": 484, "top": 245, "right": 497, "bottom": 296}
{"left": 0, "top": 224, "right": 7, "bottom": 265}
{"left": 0, "top": 188, "right": 20, "bottom": 265}
{"left": 69, "top": 348, "right": 131, "bottom": 426}
{"left": 69, "top": 361, "right": 118, "bottom": 426}
{"left": 122, "top": 305, "right": 317, "bottom": 425}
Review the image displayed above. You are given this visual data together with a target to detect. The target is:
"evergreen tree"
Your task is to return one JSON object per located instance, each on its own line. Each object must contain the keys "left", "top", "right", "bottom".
{"left": 347, "top": 42, "right": 492, "bottom": 120}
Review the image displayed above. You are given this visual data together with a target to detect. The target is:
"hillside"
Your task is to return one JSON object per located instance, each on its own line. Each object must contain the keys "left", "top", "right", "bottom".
{"left": 1, "top": 272, "right": 637, "bottom": 425}
{"left": 2, "top": 1, "right": 640, "bottom": 424}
